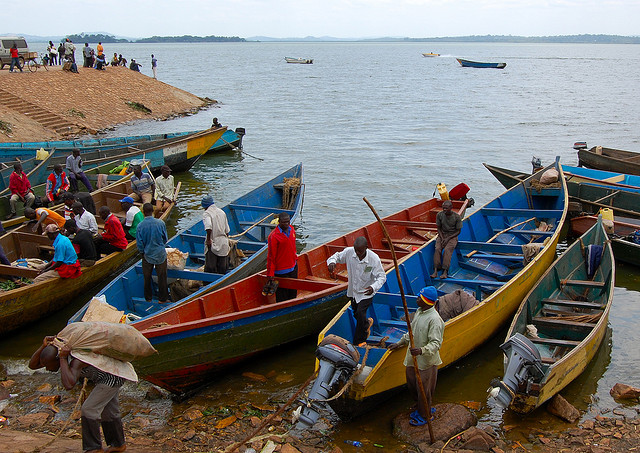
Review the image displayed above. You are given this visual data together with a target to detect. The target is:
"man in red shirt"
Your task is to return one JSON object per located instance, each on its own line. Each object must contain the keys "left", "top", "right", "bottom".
{"left": 45, "top": 164, "right": 70, "bottom": 204}
{"left": 95, "top": 206, "right": 128, "bottom": 257}
{"left": 7, "top": 163, "right": 35, "bottom": 219}
{"left": 266, "top": 212, "right": 298, "bottom": 302}
{"left": 9, "top": 43, "right": 23, "bottom": 72}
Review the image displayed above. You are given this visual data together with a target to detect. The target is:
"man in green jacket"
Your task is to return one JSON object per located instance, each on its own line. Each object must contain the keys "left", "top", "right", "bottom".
{"left": 389, "top": 286, "right": 444, "bottom": 426}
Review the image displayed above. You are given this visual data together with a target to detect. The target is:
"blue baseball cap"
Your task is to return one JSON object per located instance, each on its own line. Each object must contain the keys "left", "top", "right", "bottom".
{"left": 119, "top": 196, "right": 134, "bottom": 203}
{"left": 418, "top": 286, "right": 438, "bottom": 306}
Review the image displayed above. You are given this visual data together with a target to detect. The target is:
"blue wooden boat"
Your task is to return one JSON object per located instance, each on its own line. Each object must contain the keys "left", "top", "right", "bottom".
{"left": 208, "top": 128, "right": 245, "bottom": 153}
{"left": 457, "top": 58, "right": 506, "bottom": 69}
{"left": 562, "top": 165, "right": 640, "bottom": 193}
{"left": 316, "top": 158, "right": 567, "bottom": 420}
{"left": 69, "top": 163, "right": 305, "bottom": 325}
{"left": 490, "top": 217, "right": 614, "bottom": 413}
{"left": 110, "top": 194, "right": 469, "bottom": 394}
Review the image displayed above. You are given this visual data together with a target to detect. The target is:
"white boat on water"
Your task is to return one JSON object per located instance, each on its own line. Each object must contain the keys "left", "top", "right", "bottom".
{"left": 285, "top": 57, "right": 313, "bottom": 64}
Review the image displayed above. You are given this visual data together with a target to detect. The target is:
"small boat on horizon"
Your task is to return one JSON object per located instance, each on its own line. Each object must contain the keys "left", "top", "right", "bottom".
{"left": 457, "top": 58, "right": 506, "bottom": 69}
{"left": 285, "top": 57, "right": 313, "bottom": 64}
{"left": 422, "top": 52, "right": 440, "bottom": 57}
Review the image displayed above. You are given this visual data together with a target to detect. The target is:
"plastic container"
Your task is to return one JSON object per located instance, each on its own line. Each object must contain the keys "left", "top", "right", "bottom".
{"left": 344, "top": 440, "right": 362, "bottom": 447}
{"left": 36, "top": 148, "right": 49, "bottom": 160}
{"left": 599, "top": 208, "right": 614, "bottom": 222}
{"left": 437, "top": 183, "right": 449, "bottom": 201}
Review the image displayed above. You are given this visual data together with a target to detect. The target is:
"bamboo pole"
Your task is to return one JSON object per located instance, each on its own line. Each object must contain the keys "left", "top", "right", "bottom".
{"left": 465, "top": 217, "right": 536, "bottom": 258}
{"left": 363, "top": 197, "right": 435, "bottom": 443}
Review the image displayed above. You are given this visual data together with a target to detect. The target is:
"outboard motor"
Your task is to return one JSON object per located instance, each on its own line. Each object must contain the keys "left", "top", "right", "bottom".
{"left": 531, "top": 156, "right": 543, "bottom": 173}
{"left": 295, "top": 335, "right": 360, "bottom": 429}
{"left": 488, "top": 333, "right": 543, "bottom": 409}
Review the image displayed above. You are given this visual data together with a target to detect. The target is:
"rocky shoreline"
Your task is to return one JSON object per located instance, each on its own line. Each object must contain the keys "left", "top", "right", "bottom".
{"left": 0, "top": 65, "right": 215, "bottom": 143}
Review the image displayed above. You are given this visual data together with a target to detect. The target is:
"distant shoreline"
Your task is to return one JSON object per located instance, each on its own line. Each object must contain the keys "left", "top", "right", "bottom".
{"left": 23, "top": 33, "right": 640, "bottom": 44}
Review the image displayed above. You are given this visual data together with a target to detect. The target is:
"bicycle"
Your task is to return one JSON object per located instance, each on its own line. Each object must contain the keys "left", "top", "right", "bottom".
{"left": 26, "top": 52, "right": 49, "bottom": 72}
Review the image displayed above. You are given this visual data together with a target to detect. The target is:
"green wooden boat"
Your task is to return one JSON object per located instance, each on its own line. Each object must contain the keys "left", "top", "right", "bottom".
{"left": 490, "top": 216, "right": 614, "bottom": 413}
{"left": 571, "top": 215, "right": 640, "bottom": 268}
{"left": 483, "top": 163, "right": 640, "bottom": 220}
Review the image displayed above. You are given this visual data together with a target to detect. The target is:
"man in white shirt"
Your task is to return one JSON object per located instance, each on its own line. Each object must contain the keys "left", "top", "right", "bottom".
{"left": 202, "top": 195, "right": 230, "bottom": 274}
{"left": 72, "top": 202, "right": 98, "bottom": 236}
{"left": 327, "top": 236, "right": 386, "bottom": 346}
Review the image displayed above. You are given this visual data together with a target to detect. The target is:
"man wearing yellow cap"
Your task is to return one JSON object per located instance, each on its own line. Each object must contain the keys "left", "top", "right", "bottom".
{"left": 388, "top": 286, "right": 444, "bottom": 426}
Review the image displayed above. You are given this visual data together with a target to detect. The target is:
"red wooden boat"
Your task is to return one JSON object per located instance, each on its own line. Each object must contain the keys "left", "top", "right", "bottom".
{"left": 570, "top": 215, "right": 640, "bottom": 267}
{"left": 131, "top": 194, "right": 471, "bottom": 394}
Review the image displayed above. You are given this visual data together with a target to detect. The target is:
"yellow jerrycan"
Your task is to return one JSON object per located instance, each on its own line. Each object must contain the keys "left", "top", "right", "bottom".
{"left": 598, "top": 207, "right": 614, "bottom": 222}
{"left": 437, "top": 183, "right": 449, "bottom": 201}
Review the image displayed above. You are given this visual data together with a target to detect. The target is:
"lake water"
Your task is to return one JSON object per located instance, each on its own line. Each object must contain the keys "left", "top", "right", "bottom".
{"left": 5, "top": 41, "right": 640, "bottom": 447}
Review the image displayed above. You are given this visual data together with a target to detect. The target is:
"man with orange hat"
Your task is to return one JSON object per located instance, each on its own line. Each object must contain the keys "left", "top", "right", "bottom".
{"left": 33, "top": 224, "right": 82, "bottom": 283}
{"left": 388, "top": 285, "right": 444, "bottom": 426}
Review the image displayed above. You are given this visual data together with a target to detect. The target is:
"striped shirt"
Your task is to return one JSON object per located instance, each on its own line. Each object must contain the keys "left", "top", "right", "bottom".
{"left": 80, "top": 365, "right": 125, "bottom": 387}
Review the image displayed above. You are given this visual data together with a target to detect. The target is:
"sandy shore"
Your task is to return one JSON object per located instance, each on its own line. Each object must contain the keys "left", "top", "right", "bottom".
{"left": 0, "top": 64, "right": 214, "bottom": 143}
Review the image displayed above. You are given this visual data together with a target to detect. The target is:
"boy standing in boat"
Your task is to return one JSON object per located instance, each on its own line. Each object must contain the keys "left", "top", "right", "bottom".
{"left": 431, "top": 200, "right": 462, "bottom": 279}
{"left": 388, "top": 286, "right": 444, "bottom": 426}
{"left": 326, "top": 236, "right": 386, "bottom": 347}
{"left": 266, "top": 212, "right": 297, "bottom": 302}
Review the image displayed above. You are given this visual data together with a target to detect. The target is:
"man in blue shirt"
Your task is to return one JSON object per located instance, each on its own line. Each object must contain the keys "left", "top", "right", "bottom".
{"left": 34, "top": 224, "right": 82, "bottom": 283}
{"left": 136, "top": 203, "right": 169, "bottom": 303}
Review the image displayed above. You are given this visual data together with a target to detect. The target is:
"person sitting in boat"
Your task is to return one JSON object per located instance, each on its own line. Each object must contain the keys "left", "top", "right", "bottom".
{"left": 118, "top": 196, "right": 144, "bottom": 241}
{"left": 388, "top": 286, "right": 444, "bottom": 427}
{"left": 154, "top": 166, "right": 174, "bottom": 217}
{"left": 64, "top": 219, "right": 97, "bottom": 267}
{"left": 128, "top": 164, "right": 155, "bottom": 205}
{"left": 211, "top": 117, "right": 222, "bottom": 128}
{"left": 266, "top": 212, "right": 298, "bottom": 302}
{"left": 62, "top": 191, "right": 97, "bottom": 216}
{"left": 45, "top": 164, "right": 71, "bottom": 205}
{"left": 66, "top": 149, "right": 94, "bottom": 193}
{"left": 6, "top": 162, "right": 36, "bottom": 220}
{"left": 24, "top": 207, "right": 67, "bottom": 233}
{"left": 33, "top": 224, "right": 82, "bottom": 283}
{"left": 95, "top": 206, "right": 128, "bottom": 256}
{"left": 430, "top": 200, "right": 462, "bottom": 279}
{"left": 326, "top": 236, "right": 386, "bottom": 347}
{"left": 71, "top": 202, "right": 98, "bottom": 236}
{"left": 202, "top": 194, "right": 230, "bottom": 275}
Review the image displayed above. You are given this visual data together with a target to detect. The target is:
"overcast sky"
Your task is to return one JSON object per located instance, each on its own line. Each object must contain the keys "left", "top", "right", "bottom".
{"left": 9, "top": 0, "right": 640, "bottom": 39}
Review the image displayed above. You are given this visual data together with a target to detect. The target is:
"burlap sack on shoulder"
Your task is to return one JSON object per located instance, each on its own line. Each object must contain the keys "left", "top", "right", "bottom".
{"left": 54, "top": 321, "right": 157, "bottom": 362}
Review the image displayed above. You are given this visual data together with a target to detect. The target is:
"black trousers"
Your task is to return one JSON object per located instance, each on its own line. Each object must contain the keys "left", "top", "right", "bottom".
{"left": 274, "top": 266, "right": 297, "bottom": 302}
{"left": 95, "top": 237, "right": 124, "bottom": 256}
{"left": 351, "top": 296, "right": 374, "bottom": 345}
{"left": 204, "top": 250, "right": 229, "bottom": 274}
{"left": 142, "top": 257, "right": 168, "bottom": 302}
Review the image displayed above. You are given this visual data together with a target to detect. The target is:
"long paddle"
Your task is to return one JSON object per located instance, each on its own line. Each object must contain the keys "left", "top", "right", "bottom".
{"left": 363, "top": 197, "right": 435, "bottom": 443}
{"left": 465, "top": 217, "right": 536, "bottom": 258}
{"left": 220, "top": 137, "right": 264, "bottom": 161}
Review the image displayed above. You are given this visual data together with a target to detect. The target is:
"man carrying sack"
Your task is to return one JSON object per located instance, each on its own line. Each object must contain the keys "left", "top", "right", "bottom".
{"left": 29, "top": 322, "right": 156, "bottom": 453}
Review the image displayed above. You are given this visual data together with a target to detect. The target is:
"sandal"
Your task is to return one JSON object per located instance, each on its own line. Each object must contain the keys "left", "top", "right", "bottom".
{"left": 409, "top": 414, "right": 428, "bottom": 426}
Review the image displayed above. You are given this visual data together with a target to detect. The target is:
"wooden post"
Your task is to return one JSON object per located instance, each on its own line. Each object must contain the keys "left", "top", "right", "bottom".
{"left": 363, "top": 197, "right": 435, "bottom": 443}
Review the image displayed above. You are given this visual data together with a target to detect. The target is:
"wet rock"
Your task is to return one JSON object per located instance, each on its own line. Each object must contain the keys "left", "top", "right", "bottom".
{"left": 610, "top": 383, "right": 640, "bottom": 400}
{"left": 38, "top": 395, "right": 61, "bottom": 405}
{"left": 251, "top": 416, "right": 262, "bottom": 427}
{"left": 243, "top": 372, "right": 268, "bottom": 382}
{"left": 275, "top": 374, "right": 295, "bottom": 384}
{"left": 17, "top": 412, "right": 51, "bottom": 427}
{"left": 183, "top": 408, "right": 203, "bottom": 421}
{"left": 145, "top": 386, "right": 165, "bottom": 400}
{"left": 0, "top": 379, "right": 14, "bottom": 388}
{"left": 454, "top": 426, "right": 497, "bottom": 451}
{"left": 281, "top": 444, "right": 302, "bottom": 453}
{"left": 582, "top": 420, "right": 595, "bottom": 430}
{"left": 182, "top": 429, "right": 196, "bottom": 441}
{"left": 547, "top": 394, "right": 580, "bottom": 423}
{"left": 393, "top": 403, "right": 477, "bottom": 445}
{"left": 36, "top": 383, "right": 52, "bottom": 392}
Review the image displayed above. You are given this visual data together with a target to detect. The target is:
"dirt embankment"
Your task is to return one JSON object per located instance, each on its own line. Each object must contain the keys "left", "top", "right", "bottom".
{"left": 0, "top": 65, "right": 215, "bottom": 142}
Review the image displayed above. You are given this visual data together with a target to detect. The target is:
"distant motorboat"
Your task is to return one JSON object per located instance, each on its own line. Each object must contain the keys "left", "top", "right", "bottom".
{"left": 422, "top": 52, "right": 440, "bottom": 57}
{"left": 285, "top": 57, "right": 313, "bottom": 64}
{"left": 457, "top": 58, "right": 506, "bottom": 69}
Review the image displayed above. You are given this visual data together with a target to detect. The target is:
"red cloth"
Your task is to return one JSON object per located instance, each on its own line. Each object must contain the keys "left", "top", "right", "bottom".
{"left": 101, "top": 214, "right": 128, "bottom": 250}
{"left": 266, "top": 226, "right": 297, "bottom": 277}
{"left": 55, "top": 260, "right": 81, "bottom": 279}
{"left": 46, "top": 171, "right": 70, "bottom": 202}
{"left": 10, "top": 48, "right": 18, "bottom": 58}
{"left": 9, "top": 171, "right": 31, "bottom": 196}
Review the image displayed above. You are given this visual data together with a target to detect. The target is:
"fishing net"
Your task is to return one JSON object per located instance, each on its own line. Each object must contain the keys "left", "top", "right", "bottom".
{"left": 282, "top": 177, "right": 301, "bottom": 210}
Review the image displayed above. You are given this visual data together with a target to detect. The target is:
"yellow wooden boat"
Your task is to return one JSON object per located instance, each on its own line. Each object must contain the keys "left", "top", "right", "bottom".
{"left": 317, "top": 158, "right": 568, "bottom": 419}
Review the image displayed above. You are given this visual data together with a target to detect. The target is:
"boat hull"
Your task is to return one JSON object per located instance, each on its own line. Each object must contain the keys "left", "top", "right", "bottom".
{"left": 578, "top": 146, "right": 640, "bottom": 176}
{"left": 457, "top": 58, "right": 506, "bottom": 69}
{"left": 505, "top": 219, "right": 614, "bottom": 413}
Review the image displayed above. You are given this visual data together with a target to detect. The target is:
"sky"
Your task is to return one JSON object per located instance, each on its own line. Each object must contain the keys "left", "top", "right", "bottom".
{"left": 7, "top": 0, "right": 640, "bottom": 39}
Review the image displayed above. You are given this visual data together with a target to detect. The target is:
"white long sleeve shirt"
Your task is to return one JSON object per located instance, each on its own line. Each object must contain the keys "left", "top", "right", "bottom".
{"left": 203, "top": 204, "right": 230, "bottom": 256}
{"left": 327, "top": 247, "right": 386, "bottom": 303}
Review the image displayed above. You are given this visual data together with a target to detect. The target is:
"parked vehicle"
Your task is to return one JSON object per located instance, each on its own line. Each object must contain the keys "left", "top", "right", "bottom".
{"left": 0, "top": 36, "right": 30, "bottom": 69}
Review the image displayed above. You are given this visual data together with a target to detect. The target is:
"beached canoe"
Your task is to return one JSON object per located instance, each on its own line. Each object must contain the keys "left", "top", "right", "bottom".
{"left": 571, "top": 215, "right": 640, "bottom": 267}
{"left": 576, "top": 144, "right": 640, "bottom": 176}
{"left": 318, "top": 159, "right": 567, "bottom": 420}
{"left": 457, "top": 58, "right": 506, "bottom": 69}
{"left": 123, "top": 194, "right": 470, "bottom": 394}
{"left": 483, "top": 163, "right": 640, "bottom": 220}
{"left": 68, "top": 163, "right": 305, "bottom": 323}
{"left": 0, "top": 159, "right": 139, "bottom": 230}
{"left": 562, "top": 165, "right": 640, "bottom": 193}
{"left": 489, "top": 217, "right": 614, "bottom": 414}
{"left": 0, "top": 179, "right": 181, "bottom": 336}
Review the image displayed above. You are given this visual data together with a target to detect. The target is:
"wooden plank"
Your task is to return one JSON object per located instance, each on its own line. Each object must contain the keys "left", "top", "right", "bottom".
{"left": 382, "top": 219, "right": 437, "bottom": 229}
{"left": 533, "top": 316, "right": 597, "bottom": 330}
{"left": 430, "top": 277, "right": 504, "bottom": 287}
{"left": 494, "top": 229, "right": 554, "bottom": 236}
{"left": 562, "top": 280, "right": 605, "bottom": 288}
{"left": 457, "top": 241, "right": 523, "bottom": 254}
{"left": 480, "top": 208, "right": 564, "bottom": 218}
{"left": 468, "top": 253, "right": 523, "bottom": 260}
{"left": 541, "top": 298, "right": 605, "bottom": 310}
{"left": 530, "top": 337, "right": 581, "bottom": 347}
{"left": 0, "top": 264, "right": 40, "bottom": 278}
{"left": 227, "top": 204, "right": 295, "bottom": 215}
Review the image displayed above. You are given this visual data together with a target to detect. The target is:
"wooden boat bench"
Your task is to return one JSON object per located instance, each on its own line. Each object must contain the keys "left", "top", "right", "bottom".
{"left": 480, "top": 208, "right": 565, "bottom": 218}
{"left": 529, "top": 337, "right": 581, "bottom": 348}
{"left": 561, "top": 279, "right": 605, "bottom": 288}
{"left": 532, "top": 316, "right": 597, "bottom": 333}
{"left": 458, "top": 261, "right": 512, "bottom": 281}
{"left": 134, "top": 265, "right": 224, "bottom": 282}
{"left": 382, "top": 219, "right": 437, "bottom": 229}
{"left": 541, "top": 298, "right": 606, "bottom": 310}
{"left": 227, "top": 204, "right": 295, "bottom": 216}
{"left": 456, "top": 241, "right": 524, "bottom": 255}
{"left": 0, "top": 264, "right": 40, "bottom": 279}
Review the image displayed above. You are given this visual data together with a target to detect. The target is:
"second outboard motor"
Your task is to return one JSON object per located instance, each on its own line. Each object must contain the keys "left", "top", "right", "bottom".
{"left": 488, "top": 333, "right": 543, "bottom": 409}
{"left": 295, "top": 335, "right": 360, "bottom": 429}
{"left": 531, "top": 156, "right": 543, "bottom": 173}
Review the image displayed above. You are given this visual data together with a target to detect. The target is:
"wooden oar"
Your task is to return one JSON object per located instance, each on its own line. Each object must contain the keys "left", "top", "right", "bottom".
{"left": 229, "top": 212, "right": 275, "bottom": 239}
{"left": 465, "top": 217, "right": 536, "bottom": 258}
{"left": 220, "top": 137, "right": 264, "bottom": 161}
{"left": 363, "top": 197, "right": 435, "bottom": 444}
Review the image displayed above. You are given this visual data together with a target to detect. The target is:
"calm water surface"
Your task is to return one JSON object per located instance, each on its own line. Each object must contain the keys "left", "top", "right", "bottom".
{"left": 5, "top": 42, "right": 640, "bottom": 447}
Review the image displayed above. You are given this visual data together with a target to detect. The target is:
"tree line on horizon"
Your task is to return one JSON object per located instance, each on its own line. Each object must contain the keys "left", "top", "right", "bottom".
{"left": 66, "top": 33, "right": 245, "bottom": 43}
